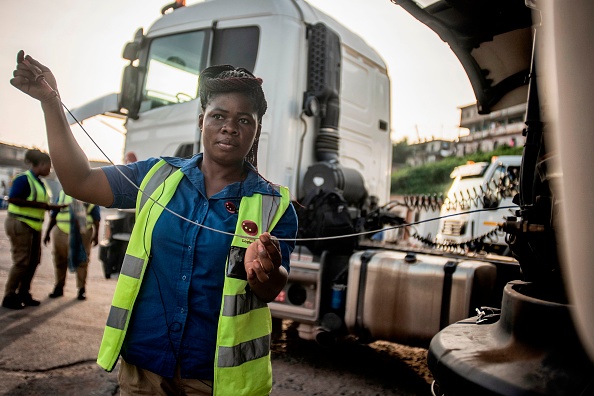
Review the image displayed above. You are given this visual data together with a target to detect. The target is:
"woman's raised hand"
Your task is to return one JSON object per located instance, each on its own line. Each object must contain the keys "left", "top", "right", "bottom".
{"left": 10, "top": 50, "right": 59, "bottom": 103}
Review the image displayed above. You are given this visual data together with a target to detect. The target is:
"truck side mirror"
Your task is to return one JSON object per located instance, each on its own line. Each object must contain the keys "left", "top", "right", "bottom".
{"left": 122, "top": 42, "right": 140, "bottom": 62}
{"left": 119, "top": 65, "right": 140, "bottom": 119}
{"left": 122, "top": 28, "right": 144, "bottom": 61}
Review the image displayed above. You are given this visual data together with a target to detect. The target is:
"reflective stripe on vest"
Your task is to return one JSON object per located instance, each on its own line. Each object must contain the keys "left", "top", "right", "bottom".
{"left": 213, "top": 185, "right": 290, "bottom": 396}
{"left": 55, "top": 191, "right": 95, "bottom": 234}
{"left": 7, "top": 170, "right": 49, "bottom": 231}
{"left": 97, "top": 160, "right": 182, "bottom": 371}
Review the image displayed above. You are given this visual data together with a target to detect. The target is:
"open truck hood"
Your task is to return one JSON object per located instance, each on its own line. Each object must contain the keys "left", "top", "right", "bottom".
{"left": 393, "top": 0, "right": 594, "bottom": 364}
{"left": 391, "top": 0, "right": 533, "bottom": 114}
{"left": 65, "top": 93, "right": 124, "bottom": 125}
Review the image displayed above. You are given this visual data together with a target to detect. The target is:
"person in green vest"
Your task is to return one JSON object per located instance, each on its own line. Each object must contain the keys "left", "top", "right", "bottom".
{"left": 2, "top": 149, "right": 65, "bottom": 310}
{"left": 43, "top": 191, "right": 101, "bottom": 301}
{"left": 12, "top": 52, "right": 298, "bottom": 395}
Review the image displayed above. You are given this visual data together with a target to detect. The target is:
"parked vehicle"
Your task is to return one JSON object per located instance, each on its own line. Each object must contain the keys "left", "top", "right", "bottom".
{"left": 68, "top": 0, "right": 521, "bottom": 351}
{"left": 435, "top": 155, "right": 521, "bottom": 255}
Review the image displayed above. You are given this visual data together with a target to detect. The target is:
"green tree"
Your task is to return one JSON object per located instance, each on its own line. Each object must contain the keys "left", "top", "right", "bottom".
{"left": 392, "top": 138, "right": 410, "bottom": 165}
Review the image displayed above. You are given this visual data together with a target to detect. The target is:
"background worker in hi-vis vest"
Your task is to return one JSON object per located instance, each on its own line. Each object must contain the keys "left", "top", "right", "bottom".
{"left": 43, "top": 190, "right": 101, "bottom": 301}
{"left": 12, "top": 52, "right": 298, "bottom": 395}
{"left": 2, "top": 149, "right": 65, "bottom": 310}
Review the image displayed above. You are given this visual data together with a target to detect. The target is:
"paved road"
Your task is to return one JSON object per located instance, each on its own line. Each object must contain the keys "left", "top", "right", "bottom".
{"left": 0, "top": 208, "right": 120, "bottom": 396}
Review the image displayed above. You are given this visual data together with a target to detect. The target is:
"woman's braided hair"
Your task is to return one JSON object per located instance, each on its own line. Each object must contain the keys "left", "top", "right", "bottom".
{"left": 198, "top": 65, "right": 267, "bottom": 168}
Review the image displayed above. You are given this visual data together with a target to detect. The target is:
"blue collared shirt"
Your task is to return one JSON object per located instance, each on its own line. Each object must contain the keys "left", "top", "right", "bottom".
{"left": 102, "top": 154, "right": 297, "bottom": 379}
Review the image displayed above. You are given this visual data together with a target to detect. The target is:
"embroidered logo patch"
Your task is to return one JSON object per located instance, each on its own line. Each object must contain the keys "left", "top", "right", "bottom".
{"left": 241, "top": 220, "right": 258, "bottom": 236}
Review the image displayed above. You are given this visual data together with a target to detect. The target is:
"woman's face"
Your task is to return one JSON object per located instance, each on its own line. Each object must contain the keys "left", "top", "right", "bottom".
{"left": 33, "top": 161, "right": 51, "bottom": 177}
{"left": 199, "top": 92, "right": 260, "bottom": 167}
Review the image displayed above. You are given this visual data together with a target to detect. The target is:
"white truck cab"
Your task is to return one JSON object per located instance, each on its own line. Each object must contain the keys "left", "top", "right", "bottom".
{"left": 70, "top": 0, "right": 392, "bottom": 205}
{"left": 436, "top": 155, "right": 521, "bottom": 254}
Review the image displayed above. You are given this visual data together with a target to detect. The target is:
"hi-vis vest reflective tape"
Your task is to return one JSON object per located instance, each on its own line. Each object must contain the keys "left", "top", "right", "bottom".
{"left": 97, "top": 160, "right": 290, "bottom": 396}
{"left": 97, "top": 160, "right": 181, "bottom": 372}
{"left": 213, "top": 182, "right": 289, "bottom": 396}
{"left": 7, "top": 170, "right": 49, "bottom": 231}
{"left": 55, "top": 191, "right": 95, "bottom": 234}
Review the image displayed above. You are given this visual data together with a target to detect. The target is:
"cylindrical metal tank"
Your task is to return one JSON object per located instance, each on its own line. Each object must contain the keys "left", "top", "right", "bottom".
{"left": 344, "top": 250, "right": 497, "bottom": 345}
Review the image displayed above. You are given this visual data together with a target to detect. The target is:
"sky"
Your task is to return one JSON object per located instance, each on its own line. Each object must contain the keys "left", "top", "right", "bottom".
{"left": 0, "top": 0, "right": 475, "bottom": 163}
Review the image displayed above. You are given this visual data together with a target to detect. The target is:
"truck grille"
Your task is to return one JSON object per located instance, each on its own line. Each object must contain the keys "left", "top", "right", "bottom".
{"left": 441, "top": 220, "right": 466, "bottom": 236}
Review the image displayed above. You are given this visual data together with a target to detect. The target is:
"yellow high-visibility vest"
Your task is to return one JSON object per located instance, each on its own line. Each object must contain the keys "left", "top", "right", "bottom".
{"left": 55, "top": 191, "right": 95, "bottom": 234}
{"left": 7, "top": 170, "right": 49, "bottom": 231}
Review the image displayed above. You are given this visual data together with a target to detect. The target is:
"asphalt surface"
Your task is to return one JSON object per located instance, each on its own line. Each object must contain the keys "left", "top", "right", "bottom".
{"left": 0, "top": 208, "right": 120, "bottom": 396}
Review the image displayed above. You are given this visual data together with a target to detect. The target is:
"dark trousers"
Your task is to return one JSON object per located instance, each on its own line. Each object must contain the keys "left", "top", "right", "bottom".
{"left": 4, "top": 215, "right": 42, "bottom": 298}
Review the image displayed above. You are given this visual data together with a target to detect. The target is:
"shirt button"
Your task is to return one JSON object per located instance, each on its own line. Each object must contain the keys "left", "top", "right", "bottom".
{"left": 181, "top": 308, "right": 185, "bottom": 313}
{"left": 182, "top": 275, "right": 187, "bottom": 281}
{"left": 188, "top": 246, "right": 191, "bottom": 250}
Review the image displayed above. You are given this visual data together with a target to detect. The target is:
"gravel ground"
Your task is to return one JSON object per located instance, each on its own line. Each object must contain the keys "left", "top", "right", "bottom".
{"left": 271, "top": 320, "right": 433, "bottom": 396}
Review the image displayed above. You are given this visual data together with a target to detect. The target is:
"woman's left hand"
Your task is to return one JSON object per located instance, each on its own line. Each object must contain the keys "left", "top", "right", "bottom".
{"left": 245, "top": 232, "right": 281, "bottom": 284}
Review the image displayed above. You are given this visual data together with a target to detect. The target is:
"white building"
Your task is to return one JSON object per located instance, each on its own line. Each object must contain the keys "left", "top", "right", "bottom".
{"left": 456, "top": 102, "right": 526, "bottom": 156}
{"left": 405, "top": 138, "right": 455, "bottom": 167}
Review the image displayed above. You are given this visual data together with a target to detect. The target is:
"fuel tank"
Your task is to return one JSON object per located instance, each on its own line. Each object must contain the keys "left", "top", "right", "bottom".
{"left": 344, "top": 250, "right": 498, "bottom": 345}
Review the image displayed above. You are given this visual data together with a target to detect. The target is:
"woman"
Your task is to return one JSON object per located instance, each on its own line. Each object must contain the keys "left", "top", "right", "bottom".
{"left": 11, "top": 52, "right": 297, "bottom": 395}
{"left": 3, "top": 149, "right": 64, "bottom": 309}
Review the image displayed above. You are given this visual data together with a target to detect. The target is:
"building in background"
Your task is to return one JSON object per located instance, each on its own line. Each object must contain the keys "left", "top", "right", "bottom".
{"left": 0, "top": 142, "right": 109, "bottom": 204}
{"left": 405, "top": 138, "right": 455, "bottom": 167}
{"left": 456, "top": 102, "right": 526, "bottom": 156}
{"left": 0, "top": 143, "right": 31, "bottom": 205}
{"left": 403, "top": 102, "right": 526, "bottom": 167}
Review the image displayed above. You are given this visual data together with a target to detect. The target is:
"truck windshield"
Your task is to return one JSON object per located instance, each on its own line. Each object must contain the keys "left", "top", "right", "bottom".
{"left": 445, "top": 163, "right": 489, "bottom": 208}
{"left": 141, "top": 31, "right": 206, "bottom": 111}
{"left": 447, "top": 177, "right": 484, "bottom": 201}
{"left": 140, "top": 26, "right": 260, "bottom": 113}
{"left": 450, "top": 162, "right": 488, "bottom": 178}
